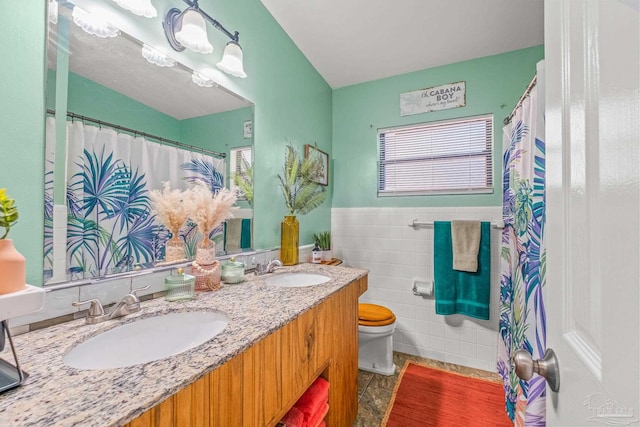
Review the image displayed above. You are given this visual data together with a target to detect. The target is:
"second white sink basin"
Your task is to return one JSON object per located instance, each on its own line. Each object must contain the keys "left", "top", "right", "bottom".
{"left": 264, "top": 273, "right": 331, "bottom": 287}
{"left": 63, "top": 311, "right": 228, "bottom": 370}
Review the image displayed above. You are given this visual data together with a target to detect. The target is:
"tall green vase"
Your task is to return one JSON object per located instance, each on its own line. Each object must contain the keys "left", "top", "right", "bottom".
{"left": 280, "top": 215, "right": 299, "bottom": 265}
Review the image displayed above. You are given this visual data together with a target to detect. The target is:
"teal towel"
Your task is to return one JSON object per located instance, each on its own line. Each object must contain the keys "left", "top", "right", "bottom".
{"left": 224, "top": 218, "right": 242, "bottom": 252}
{"left": 434, "top": 221, "right": 491, "bottom": 320}
{"left": 240, "top": 218, "right": 251, "bottom": 249}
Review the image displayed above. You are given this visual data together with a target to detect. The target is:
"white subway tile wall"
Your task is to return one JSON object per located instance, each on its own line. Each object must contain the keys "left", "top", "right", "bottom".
{"left": 332, "top": 206, "right": 502, "bottom": 372}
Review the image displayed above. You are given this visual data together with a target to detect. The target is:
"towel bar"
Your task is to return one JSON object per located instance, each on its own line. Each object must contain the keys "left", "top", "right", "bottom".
{"left": 408, "top": 219, "right": 505, "bottom": 229}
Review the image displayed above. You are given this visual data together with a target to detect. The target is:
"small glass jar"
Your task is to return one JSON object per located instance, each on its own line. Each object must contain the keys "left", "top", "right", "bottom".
{"left": 164, "top": 268, "right": 195, "bottom": 301}
{"left": 221, "top": 257, "right": 245, "bottom": 284}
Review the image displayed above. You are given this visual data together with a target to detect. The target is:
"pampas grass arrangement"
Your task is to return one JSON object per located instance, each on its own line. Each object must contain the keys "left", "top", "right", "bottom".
{"left": 184, "top": 182, "right": 237, "bottom": 239}
{"left": 149, "top": 182, "right": 190, "bottom": 238}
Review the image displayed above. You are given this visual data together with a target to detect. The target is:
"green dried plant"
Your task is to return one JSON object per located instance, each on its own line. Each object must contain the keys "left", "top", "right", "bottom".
{"left": 232, "top": 155, "right": 254, "bottom": 206}
{"left": 313, "top": 231, "right": 331, "bottom": 250}
{"left": 0, "top": 188, "right": 19, "bottom": 239}
{"left": 278, "top": 144, "right": 327, "bottom": 216}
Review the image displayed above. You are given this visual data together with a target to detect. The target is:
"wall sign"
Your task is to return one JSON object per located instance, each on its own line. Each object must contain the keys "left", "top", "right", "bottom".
{"left": 400, "top": 81, "right": 466, "bottom": 116}
{"left": 243, "top": 120, "right": 253, "bottom": 139}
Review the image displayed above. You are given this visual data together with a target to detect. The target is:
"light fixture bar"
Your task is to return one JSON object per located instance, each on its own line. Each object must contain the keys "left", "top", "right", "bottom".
{"left": 183, "top": 0, "right": 239, "bottom": 43}
{"left": 163, "top": 0, "right": 246, "bottom": 78}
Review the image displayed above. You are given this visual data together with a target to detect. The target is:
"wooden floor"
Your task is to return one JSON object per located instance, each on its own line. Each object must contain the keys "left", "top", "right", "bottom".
{"left": 354, "top": 352, "right": 502, "bottom": 426}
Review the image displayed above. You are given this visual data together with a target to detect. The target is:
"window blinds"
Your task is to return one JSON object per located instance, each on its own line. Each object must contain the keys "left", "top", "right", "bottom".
{"left": 378, "top": 114, "right": 493, "bottom": 196}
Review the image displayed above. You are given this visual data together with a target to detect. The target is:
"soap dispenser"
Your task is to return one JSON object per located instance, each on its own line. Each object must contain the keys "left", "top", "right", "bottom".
{"left": 312, "top": 243, "right": 322, "bottom": 264}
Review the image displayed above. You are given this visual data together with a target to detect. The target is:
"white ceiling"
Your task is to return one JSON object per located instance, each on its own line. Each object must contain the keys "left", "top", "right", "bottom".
{"left": 260, "top": 0, "right": 544, "bottom": 89}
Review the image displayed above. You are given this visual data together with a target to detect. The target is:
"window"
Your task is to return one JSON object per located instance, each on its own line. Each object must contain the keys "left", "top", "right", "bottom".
{"left": 378, "top": 114, "right": 493, "bottom": 196}
{"left": 229, "top": 146, "right": 253, "bottom": 202}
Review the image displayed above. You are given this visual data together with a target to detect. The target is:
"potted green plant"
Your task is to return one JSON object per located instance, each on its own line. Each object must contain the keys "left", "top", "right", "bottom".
{"left": 277, "top": 144, "right": 327, "bottom": 265}
{"left": 0, "top": 188, "right": 26, "bottom": 294}
{"left": 313, "top": 231, "right": 332, "bottom": 261}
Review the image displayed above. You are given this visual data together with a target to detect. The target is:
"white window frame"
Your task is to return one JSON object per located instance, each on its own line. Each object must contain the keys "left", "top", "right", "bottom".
{"left": 377, "top": 114, "right": 494, "bottom": 197}
{"left": 229, "top": 146, "right": 252, "bottom": 201}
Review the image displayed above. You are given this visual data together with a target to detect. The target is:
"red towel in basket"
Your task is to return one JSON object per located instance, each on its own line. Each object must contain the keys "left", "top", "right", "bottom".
{"left": 278, "top": 406, "right": 304, "bottom": 427}
{"left": 294, "top": 377, "right": 329, "bottom": 423}
{"left": 307, "top": 402, "right": 329, "bottom": 427}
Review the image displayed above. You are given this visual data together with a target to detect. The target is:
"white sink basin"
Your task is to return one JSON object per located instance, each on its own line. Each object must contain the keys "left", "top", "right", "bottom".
{"left": 264, "top": 273, "right": 331, "bottom": 287}
{"left": 63, "top": 311, "right": 228, "bottom": 370}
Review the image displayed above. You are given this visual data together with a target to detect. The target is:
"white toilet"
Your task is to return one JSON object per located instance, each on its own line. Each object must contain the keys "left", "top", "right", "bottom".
{"left": 358, "top": 303, "right": 397, "bottom": 376}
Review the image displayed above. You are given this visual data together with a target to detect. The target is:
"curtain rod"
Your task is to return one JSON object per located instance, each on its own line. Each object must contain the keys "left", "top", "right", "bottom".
{"left": 46, "top": 109, "right": 226, "bottom": 159}
{"left": 503, "top": 75, "right": 537, "bottom": 126}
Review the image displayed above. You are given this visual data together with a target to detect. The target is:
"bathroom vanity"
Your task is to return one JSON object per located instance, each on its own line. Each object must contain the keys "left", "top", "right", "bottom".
{"left": 0, "top": 264, "right": 367, "bottom": 426}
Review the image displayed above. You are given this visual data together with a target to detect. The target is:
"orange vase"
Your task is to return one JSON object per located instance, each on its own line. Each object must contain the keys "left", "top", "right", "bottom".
{"left": 0, "top": 239, "right": 26, "bottom": 294}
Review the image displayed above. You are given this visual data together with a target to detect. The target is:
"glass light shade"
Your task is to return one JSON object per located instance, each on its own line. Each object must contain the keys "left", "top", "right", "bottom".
{"left": 216, "top": 41, "right": 247, "bottom": 78}
{"left": 72, "top": 6, "right": 120, "bottom": 38}
{"left": 141, "top": 44, "right": 176, "bottom": 67}
{"left": 112, "top": 0, "right": 157, "bottom": 18}
{"left": 192, "top": 71, "right": 214, "bottom": 88}
{"left": 48, "top": 0, "right": 58, "bottom": 24}
{"left": 175, "top": 9, "right": 213, "bottom": 54}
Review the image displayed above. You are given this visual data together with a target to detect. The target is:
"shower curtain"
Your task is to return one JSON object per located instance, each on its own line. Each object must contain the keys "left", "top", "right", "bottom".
{"left": 497, "top": 70, "right": 546, "bottom": 426}
{"left": 44, "top": 117, "right": 226, "bottom": 280}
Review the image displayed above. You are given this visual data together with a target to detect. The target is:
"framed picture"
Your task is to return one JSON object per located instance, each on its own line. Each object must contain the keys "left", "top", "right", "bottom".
{"left": 305, "top": 144, "right": 329, "bottom": 186}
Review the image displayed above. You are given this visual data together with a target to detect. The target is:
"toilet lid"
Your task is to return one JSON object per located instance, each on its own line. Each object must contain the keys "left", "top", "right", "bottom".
{"left": 358, "top": 303, "right": 396, "bottom": 326}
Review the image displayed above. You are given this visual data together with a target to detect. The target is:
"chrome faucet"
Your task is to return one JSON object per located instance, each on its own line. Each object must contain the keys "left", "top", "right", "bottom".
{"left": 254, "top": 259, "right": 283, "bottom": 275}
{"left": 72, "top": 285, "right": 150, "bottom": 324}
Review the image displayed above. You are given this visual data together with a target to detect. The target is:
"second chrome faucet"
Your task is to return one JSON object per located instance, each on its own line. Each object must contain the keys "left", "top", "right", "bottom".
{"left": 72, "top": 285, "right": 150, "bottom": 324}
{"left": 254, "top": 259, "right": 283, "bottom": 275}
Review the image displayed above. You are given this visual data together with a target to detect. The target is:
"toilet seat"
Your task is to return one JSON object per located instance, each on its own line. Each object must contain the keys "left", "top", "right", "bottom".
{"left": 358, "top": 303, "right": 396, "bottom": 327}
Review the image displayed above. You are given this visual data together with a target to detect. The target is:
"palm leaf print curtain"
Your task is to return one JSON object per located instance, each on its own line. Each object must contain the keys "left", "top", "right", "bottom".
{"left": 44, "top": 117, "right": 225, "bottom": 280}
{"left": 497, "top": 76, "right": 547, "bottom": 426}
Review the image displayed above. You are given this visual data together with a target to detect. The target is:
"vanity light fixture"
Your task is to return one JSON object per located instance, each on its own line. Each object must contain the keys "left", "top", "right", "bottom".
{"left": 72, "top": 6, "right": 120, "bottom": 38}
{"left": 163, "top": 0, "right": 247, "bottom": 78}
{"left": 141, "top": 44, "right": 176, "bottom": 67}
{"left": 191, "top": 70, "right": 215, "bottom": 88}
{"left": 112, "top": 0, "right": 157, "bottom": 18}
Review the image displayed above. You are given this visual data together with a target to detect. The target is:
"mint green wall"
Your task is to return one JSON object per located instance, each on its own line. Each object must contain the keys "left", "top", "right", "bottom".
{"left": 182, "top": 107, "right": 254, "bottom": 208}
{"left": 0, "top": 2, "right": 46, "bottom": 285}
{"left": 181, "top": 107, "right": 253, "bottom": 159}
{"left": 65, "top": 72, "right": 181, "bottom": 139}
{"left": 1, "top": 0, "right": 332, "bottom": 285}
{"left": 332, "top": 46, "right": 544, "bottom": 208}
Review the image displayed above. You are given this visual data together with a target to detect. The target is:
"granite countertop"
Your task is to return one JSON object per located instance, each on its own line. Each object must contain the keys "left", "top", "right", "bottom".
{"left": 0, "top": 263, "right": 367, "bottom": 427}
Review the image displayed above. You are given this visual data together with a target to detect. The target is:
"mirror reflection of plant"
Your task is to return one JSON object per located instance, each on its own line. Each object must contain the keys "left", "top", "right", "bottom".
{"left": 183, "top": 182, "right": 237, "bottom": 239}
{"left": 149, "top": 182, "right": 190, "bottom": 240}
{"left": 278, "top": 144, "right": 327, "bottom": 216}
{"left": 232, "top": 154, "right": 253, "bottom": 206}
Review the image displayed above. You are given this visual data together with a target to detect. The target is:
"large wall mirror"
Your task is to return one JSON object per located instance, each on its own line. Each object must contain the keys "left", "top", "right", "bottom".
{"left": 45, "top": 0, "right": 254, "bottom": 285}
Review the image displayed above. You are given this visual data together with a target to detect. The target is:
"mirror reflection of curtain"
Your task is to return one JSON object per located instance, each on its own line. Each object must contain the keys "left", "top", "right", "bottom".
{"left": 44, "top": 117, "right": 226, "bottom": 280}
{"left": 497, "top": 77, "right": 546, "bottom": 426}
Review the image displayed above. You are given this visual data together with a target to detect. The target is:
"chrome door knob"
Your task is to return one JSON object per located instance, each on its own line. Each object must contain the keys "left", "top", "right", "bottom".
{"left": 513, "top": 348, "right": 560, "bottom": 392}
